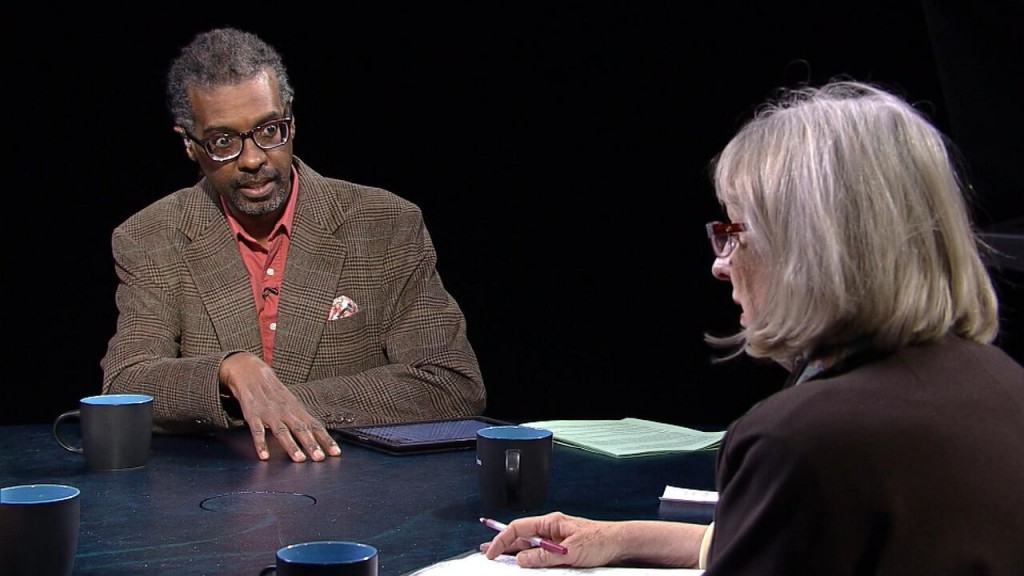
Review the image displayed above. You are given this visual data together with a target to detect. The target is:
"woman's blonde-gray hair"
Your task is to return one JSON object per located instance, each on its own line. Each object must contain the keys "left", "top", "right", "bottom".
{"left": 708, "top": 80, "right": 999, "bottom": 365}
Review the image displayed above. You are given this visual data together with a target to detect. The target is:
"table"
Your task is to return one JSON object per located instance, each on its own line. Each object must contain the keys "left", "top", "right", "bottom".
{"left": 0, "top": 425, "right": 717, "bottom": 575}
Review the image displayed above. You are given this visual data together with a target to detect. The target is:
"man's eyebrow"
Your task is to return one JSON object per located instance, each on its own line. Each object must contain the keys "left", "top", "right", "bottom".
{"left": 197, "top": 113, "right": 286, "bottom": 136}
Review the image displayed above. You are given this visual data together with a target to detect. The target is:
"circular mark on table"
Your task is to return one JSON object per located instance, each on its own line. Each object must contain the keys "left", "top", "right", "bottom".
{"left": 200, "top": 491, "right": 317, "bottom": 514}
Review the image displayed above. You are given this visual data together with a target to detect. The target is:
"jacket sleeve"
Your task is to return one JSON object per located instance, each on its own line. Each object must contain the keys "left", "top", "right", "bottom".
{"left": 101, "top": 220, "right": 240, "bottom": 433}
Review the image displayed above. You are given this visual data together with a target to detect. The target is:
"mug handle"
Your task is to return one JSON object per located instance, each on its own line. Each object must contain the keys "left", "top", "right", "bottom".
{"left": 258, "top": 566, "right": 276, "bottom": 575}
{"left": 53, "top": 410, "right": 84, "bottom": 454}
{"left": 505, "top": 448, "right": 521, "bottom": 504}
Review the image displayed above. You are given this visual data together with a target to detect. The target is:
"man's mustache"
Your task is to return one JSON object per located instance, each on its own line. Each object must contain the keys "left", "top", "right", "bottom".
{"left": 233, "top": 167, "right": 281, "bottom": 188}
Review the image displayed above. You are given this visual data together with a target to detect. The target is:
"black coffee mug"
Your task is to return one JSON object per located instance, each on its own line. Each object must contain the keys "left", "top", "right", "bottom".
{"left": 259, "top": 541, "right": 378, "bottom": 576}
{"left": 0, "top": 484, "right": 81, "bottom": 576}
{"left": 477, "top": 425, "right": 553, "bottom": 510}
{"left": 53, "top": 394, "right": 154, "bottom": 471}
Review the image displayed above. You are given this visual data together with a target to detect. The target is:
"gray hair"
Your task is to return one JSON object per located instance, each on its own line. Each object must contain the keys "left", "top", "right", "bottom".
{"left": 166, "top": 27, "right": 294, "bottom": 133}
{"left": 708, "top": 80, "right": 999, "bottom": 365}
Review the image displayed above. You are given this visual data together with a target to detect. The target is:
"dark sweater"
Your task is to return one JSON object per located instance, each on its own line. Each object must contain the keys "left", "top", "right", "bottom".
{"left": 707, "top": 336, "right": 1024, "bottom": 575}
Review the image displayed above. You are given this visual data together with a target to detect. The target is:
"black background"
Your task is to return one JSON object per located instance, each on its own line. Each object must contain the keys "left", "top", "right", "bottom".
{"left": 5, "top": 2, "right": 1022, "bottom": 428}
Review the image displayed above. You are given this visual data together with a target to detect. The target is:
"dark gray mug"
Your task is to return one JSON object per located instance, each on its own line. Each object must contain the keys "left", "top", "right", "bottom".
{"left": 477, "top": 425, "right": 553, "bottom": 510}
{"left": 259, "top": 541, "right": 378, "bottom": 576}
{"left": 53, "top": 394, "right": 154, "bottom": 471}
{"left": 0, "top": 484, "right": 81, "bottom": 576}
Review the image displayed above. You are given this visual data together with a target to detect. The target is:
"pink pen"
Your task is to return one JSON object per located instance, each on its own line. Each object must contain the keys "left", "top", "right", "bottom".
{"left": 479, "top": 517, "right": 569, "bottom": 555}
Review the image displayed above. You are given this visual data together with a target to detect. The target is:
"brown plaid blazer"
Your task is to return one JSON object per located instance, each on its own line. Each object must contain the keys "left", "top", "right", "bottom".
{"left": 101, "top": 158, "right": 485, "bottom": 433}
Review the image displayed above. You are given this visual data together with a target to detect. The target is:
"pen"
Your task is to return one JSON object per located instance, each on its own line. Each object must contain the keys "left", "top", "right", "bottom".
{"left": 479, "top": 517, "right": 569, "bottom": 555}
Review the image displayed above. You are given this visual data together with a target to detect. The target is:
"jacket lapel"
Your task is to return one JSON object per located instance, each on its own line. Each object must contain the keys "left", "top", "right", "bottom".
{"left": 273, "top": 161, "right": 348, "bottom": 385}
{"left": 180, "top": 180, "right": 263, "bottom": 358}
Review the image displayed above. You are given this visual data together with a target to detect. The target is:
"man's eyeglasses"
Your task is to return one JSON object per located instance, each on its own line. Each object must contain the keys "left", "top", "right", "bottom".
{"left": 706, "top": 221, "right": 748, "bottom": 258}
{"left": 185, "top": 117, "right": 293, "bottom": 162}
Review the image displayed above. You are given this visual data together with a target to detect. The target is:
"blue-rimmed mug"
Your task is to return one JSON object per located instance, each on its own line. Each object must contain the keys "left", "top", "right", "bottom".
{"left": 0, "top": 483, "right": 81, "bottom": 576}
{"left": 53, "top": 394, "right": 154, "bottom": 470}
{"left": 477, "top": 425, "right": 553, "bottom": 510}
{"left": 259, "top": 541, "right": 378, "bottom": 575}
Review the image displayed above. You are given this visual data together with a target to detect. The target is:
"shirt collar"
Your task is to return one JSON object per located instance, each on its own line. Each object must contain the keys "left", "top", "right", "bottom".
{"left": 787, "top": 338, "right": 874, "bottom": 388}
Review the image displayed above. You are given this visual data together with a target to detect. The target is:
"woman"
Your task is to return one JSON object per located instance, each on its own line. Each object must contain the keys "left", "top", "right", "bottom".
{"left": 481, "top": 80, "right": 1024, "bottom": 575}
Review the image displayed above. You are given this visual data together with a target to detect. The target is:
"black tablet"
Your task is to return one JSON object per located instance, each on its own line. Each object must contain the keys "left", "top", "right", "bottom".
{"left": 333, "top": 416, "right": 511, "bottom": 455}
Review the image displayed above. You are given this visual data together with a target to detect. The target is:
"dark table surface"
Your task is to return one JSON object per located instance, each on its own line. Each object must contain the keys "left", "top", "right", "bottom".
{"left": 0, "top": 424, "right": 717, "bottom": 576}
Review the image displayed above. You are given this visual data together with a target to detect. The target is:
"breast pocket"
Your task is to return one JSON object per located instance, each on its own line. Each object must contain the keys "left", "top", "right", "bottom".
{"left": 314, "top": 310, "right": 382, "bottom": 374}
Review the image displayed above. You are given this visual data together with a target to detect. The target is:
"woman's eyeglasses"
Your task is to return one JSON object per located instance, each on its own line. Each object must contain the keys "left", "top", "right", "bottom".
{"left": 705, "top": 221, "right": 748, "bottom": 258}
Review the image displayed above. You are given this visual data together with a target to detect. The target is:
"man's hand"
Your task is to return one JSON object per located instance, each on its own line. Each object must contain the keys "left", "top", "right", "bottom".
{"left": 219, "top": 352, "right": 342, "bottom": 462}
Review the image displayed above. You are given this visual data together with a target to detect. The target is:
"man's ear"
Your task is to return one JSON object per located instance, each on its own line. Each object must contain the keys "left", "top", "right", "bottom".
{"left": 173, "top": 126, "right": 197, "bottom": 162}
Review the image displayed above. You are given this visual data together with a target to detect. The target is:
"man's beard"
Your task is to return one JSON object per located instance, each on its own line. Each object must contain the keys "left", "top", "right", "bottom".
{"left": 228, "top": 183, "right": 289, "bottom": 216}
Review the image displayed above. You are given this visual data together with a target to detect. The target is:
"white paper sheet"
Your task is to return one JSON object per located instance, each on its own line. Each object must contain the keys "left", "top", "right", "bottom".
{"left": 406, "top": 551, "right": 704, "bottom": 575}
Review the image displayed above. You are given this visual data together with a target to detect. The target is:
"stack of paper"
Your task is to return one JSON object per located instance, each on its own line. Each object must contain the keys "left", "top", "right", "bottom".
{"left": 406, "top": 551, "right": 704, "bottom": 574}
{"left": 660, "top": 486, "right": 719, "bottom": 504}
{"left": 657, "top": 485, "right": 718, "bottom": 522}
{"left": 520, "top": 418, "right": 725, "bottom": 458}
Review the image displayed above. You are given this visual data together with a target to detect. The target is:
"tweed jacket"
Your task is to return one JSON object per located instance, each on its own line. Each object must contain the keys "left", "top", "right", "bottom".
{"left": 101, "top": 158, "right": 485, "bottom": 433}
{"left": 707, "top": 335, "right": 1024, "bottom": 575}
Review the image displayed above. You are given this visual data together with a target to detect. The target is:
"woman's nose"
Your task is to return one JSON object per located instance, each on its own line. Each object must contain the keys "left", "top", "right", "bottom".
{"left": 711, "top": 256, "right": 730, "bottom": 281}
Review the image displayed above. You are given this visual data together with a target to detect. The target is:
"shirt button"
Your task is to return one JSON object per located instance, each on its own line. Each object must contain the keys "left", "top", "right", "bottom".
{"left": 270, "top": 322, "right": 277, "bottom": 331}
{"left": 267, "top": 268, "right": 275, "bottom": 276}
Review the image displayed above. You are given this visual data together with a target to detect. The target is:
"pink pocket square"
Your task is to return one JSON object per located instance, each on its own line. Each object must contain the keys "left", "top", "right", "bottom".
{"left": 327, "top": 295, "right": 360, "bottom": 321}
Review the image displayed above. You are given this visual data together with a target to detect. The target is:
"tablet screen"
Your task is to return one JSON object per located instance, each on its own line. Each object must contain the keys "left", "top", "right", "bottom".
{"left": 334, "top": 416, "right": 510, "bottom": 455}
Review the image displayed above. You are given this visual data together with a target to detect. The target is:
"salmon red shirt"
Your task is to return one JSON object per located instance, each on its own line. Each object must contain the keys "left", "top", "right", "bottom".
{"left": 221, "top": 166, "right": 299, "bottom": 365}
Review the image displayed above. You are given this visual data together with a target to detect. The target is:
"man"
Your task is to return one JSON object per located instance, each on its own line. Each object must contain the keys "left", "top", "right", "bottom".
{"left": 101, "top": 27, "right": 486, "bottom": 463}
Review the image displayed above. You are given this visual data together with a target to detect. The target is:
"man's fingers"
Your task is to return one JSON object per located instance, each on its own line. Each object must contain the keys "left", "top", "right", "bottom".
{"left": 316, "top": 428, "right": 342, "bottom": 457}
{"left": 243, "top": 404, "right": 337, "bottom": 462}
{"left": 270, "top": 423, "right": 307, "bottom": 462}
{"left": 283, "top": 420, "right": 334, "bottom": 462}
{"left": 249, "top": 420, "right": 270, "bottom": 460}
{"left": 306, "top": 421, "right": 341, "bottom": 459}
{"left": 291, "top": 423, "right": 326, "bottom": 462}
